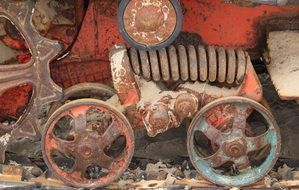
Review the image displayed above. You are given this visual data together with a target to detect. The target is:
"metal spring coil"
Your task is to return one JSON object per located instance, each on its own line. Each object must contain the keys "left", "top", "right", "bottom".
{"left": 127, "top": 45, "right": 248, "bottom": 85}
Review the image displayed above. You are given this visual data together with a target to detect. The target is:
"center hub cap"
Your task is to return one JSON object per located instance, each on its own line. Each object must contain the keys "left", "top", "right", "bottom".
{"left": 223, "top": 139, "right": 246, "bottom": 158}
{"left": 123, "top": 0, "right": 177, "bottom": 46}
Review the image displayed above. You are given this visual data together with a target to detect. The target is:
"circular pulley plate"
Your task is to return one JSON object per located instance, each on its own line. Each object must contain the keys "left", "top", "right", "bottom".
{"left": 42, "top": 99, "right": 134, "bottom": 188}
{"left": 187, "top": 96, "right": 281, "bottom": 187}
{"left": 118, "top": 0, "right": 182, "bottom": 50}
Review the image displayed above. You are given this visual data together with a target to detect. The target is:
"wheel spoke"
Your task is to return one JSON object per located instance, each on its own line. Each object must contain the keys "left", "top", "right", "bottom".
{"left": 203, "top": 149, "right": 229, "bottom": 168}
{"left": 234, "top": 103, "right": 250, "bottom": 116}
{"left": 234, "top": 155, "right": 250, "bottom": 170}
{"left": 246, "top": 130, "right": 270, "bottom": 152}
{"left": 198, "top": 120, "right": 223, "bottom": 145}
{"left": 187, "top": 97, "right": 281, "bottom": 187}
{"left": 101, "top": 120, "right": 122, "bottom": 147}
{"left": 70, "top": 107, "right": 88, "bottom": 132}
{"left": 232, "top": 114, "right": 247, "bottom": 134}
{"left": 97, "top": 152, "right": 115, "bottom": 169}
{"left": 43, "top": 99, "right": 134, "bottom": 188}
{"left": 50, "top": 135, "right": 76, "bottom": 155}
{"left": 72, "top": 160, "right": 88, "bottom": 174}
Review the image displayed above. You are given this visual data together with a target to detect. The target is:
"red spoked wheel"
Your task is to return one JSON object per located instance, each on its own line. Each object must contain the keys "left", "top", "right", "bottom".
{"left": 42, "top": 99, "right": 134, "bottom": 188}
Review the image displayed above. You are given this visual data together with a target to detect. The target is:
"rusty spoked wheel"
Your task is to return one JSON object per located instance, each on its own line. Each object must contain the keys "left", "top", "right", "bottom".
{"left": 187, "top": 96, "right": 281, "bottom": 187}
{"left": 42, "top": 99, "right": 134, "bottom": 188}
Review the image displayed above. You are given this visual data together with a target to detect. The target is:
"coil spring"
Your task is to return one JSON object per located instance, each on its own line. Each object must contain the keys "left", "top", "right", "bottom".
{"left": 127, "top": 45, "right": 248, "bottom": 85}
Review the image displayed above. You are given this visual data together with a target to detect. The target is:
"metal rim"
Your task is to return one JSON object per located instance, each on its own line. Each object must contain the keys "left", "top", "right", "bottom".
{"left": 187, "top": 96, "right": 281, "bottom": 187}
{"left": 117, "top": 0, "right": 183, "bottom": 50}
{"left": 42, "top": 98, "right": 134, "bottom": 188}
{"left": 47, "top": 83, "right": 115, "bottom": 118}
{"left": 62, "top": 83, "right": 115, "bottom": 101}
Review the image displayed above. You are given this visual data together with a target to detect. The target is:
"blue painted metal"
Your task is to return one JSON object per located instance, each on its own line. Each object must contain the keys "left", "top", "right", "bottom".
{"left": 187, "top": 96, "right": 281, "bottom": 187}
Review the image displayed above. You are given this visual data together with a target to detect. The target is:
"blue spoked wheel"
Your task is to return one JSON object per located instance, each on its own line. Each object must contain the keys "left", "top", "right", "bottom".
{"left": 187, "top": 96, "right": 281, "bottom": 187}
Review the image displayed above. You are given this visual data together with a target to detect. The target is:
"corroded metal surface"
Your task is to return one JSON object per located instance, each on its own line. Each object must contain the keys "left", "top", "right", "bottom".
{"left": 109, "top": 45, "right": 140, "bottom": 106}
{"left": 174, "top": 93, "right": 198, "bottom": 119}
{"left": 109, "top": 44, "right": 263, "bottom": 137}
{"left": 187, "top": 96, "right": 281, "bottom": 187}
{"left": 0, "top": 1, "right": 63, "bottom": 163}
{"left": 123, "top": 0, "right": 177, "bottom": 46}
{"left": 0, "top": 0, "right": 84, "bottom": 61}
{"left": 119, "top": 0, "right": 180, "bottom": 49}
{"left": 47, "top": 82, "right": 115, "bottom": 118}
{"left": 61, "top": 82, "right": 115, "bottom": 101}
{"left": 28, "top": 0, "right": 299, "bottom": 88}
{"left": 42, "top": 99, "right": 134, "bottom": 188}
{"left": 125, "top": 45, "right": 248, "bottom": 85}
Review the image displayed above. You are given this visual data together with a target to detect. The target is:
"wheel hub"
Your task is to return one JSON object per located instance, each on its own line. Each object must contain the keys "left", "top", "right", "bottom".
{"left": 223, "top": 138, "right": 246, "bottom": 158}
{"left": 135, "top": 5, "right": 164, "bottom": 32}
{"left": 77, "top": 133, "right": 98, "bottom": 159}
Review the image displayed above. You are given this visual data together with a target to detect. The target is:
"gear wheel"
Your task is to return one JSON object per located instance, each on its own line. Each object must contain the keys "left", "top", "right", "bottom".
{"left": 0, "top": 1, "right": 63, "bottom": 163}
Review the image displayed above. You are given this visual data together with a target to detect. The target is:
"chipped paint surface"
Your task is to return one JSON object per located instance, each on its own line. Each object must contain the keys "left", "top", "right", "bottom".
{"left": 42, "top": 99, "right": 135, "bottom": 188}
{"left": 122, "top": 0, "right": 177, "bottom": 46}
{"left": 187, "top": 97, "right": 281, "bottom": 187}
{"left": 110, "top": 48, "right": 127, "bottom": 89}
{"left": 0, "top": 133, "right": 11, "bottom": 146}
{"left": 136, "top": 77, "right": 185, "bottom": 109}
{"left": 0, "top": 1, "right": 63, "bottom": 163}
{"left": 180, "top": 82, "right": 242, "bottom": 97}
{"left": 110, "top": 45, "right": 140, "bottom": 106}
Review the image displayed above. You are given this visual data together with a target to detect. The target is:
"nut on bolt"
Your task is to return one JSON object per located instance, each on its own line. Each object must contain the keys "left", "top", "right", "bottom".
{"left": 144, "top": 103, "right": 172, "bottom": 136}
{"left": 223, "top": 138, "right": 247, "bottom": 158}
{"left": 148, "top": 103, "right": 170, "bottom": 128}
{"left": 175, "top": 93, "right": 198, "bottom": 119}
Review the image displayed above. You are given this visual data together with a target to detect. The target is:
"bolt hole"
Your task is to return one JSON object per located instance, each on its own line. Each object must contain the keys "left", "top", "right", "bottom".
{"left": 104, "top": 135, "right": 126, "bottom": 159}
{"left": 193, "top": 131, "right": 217, "bottom": 158}
{"left": 86, "top": 108, "right": 112, "bottom": 136}
{"left": 53, "top": 115, "right": 74, "bottom": 141}
{"left": 86, "top": 164, "right": 108, "bottom": 180}
{"left": 51, "top": 150, "right": 75, "bottom": 172}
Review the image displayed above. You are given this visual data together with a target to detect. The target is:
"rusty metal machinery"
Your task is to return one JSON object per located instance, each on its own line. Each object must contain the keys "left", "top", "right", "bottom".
{"left": 187, "top": 97, "right": 281, "bottom": 186}
{"left": 117, "top": 0, "right": 183, "bottom": 50}
{"left": 126, "top": 45, "right": 247, "bottom": 84}
{"left": 0, "top": 0, "right": 298, "bottom": 189}
{"left": 47, "top": 82, "right": 116, "bottom": 117}
{"left": 0, "top": 1, "right": 63, "bottom": 163}
{"left": 42, "top": 99, "right": 134, "bottom": 188}
{"left": 107, "top": 44, "right": 281, "bottom": 187}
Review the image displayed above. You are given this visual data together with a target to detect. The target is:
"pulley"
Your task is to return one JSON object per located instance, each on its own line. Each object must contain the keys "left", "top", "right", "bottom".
{"left": 187, "top": 96, "right": 281, "bottom": 187}
{"left": 117, "top": 0, "right": 183, "bottom": 50}
{"left": 42, "top": 99, "right": 134, "bottom": 188}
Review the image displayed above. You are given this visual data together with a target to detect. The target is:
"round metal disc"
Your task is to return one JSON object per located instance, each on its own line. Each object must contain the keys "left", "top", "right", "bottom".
{"left": 117, "top": 0, "right": 182, "bottom": 50}
{"left": 42, "top": 99, "right": 134, "bottom": 188}
{"left": 187, "top": 96, "right": 281, "bottom": 187}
